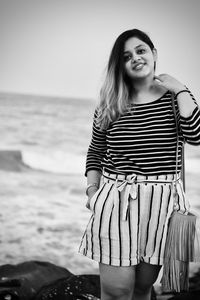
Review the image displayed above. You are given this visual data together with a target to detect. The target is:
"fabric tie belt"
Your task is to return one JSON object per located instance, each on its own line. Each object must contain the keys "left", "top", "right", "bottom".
{"left": 103, "top": 172, "right": 184, "bottom": 221}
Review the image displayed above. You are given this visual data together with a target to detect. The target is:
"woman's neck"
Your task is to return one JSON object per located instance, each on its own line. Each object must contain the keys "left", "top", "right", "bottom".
{"left": 129, "top": 78, "right": 166, "bottom": 104}
{"left": 131, "top": 75, "right": 155, "bottom": 94}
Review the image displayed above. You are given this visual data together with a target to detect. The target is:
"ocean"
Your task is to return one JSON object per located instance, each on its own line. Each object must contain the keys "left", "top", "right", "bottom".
{"left": 0, "top": 92, "right": 98, "bottom": 275}
{"left": 0, "top": 92, "right": 200, "bottom": 277}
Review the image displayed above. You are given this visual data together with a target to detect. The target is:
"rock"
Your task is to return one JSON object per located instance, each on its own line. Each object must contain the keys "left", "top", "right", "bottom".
{"left": 0, "top": 150, "right": 28, "bottom": 172}
{"left": 0, "top": 261, "right": 71, "bottom": 300}
{"left": 189, "top": 269, "right": 200, "bottom": 291}
{"left": 0, "top": 260, "right": 167, "bottom": 300}
{"left": 34, "top": 274, "right": 101, "bottom": 300}
{"left": 34, "top": 275, "right": 156, "bottom": 300}
{"left": 168, "top": 290, "right": 200, "bottom": 300}
{"left": 34, "top": 275, "right": 158, "bottom": 300}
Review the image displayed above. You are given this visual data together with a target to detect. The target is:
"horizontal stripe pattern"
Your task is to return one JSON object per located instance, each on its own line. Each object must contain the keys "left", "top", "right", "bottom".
{"left": 78, "top": 172, "right": 189, "bottom": 266}
{"left": 86, "top": 91, "right": 200, "bottom": 176}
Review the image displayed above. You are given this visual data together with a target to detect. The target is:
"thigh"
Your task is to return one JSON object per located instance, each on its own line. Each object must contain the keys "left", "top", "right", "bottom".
{"left": 99, "top": 263, "right": 136, "bottom": 294}
{"left": 135, "top": 262, "right": 161, "bottom": 289}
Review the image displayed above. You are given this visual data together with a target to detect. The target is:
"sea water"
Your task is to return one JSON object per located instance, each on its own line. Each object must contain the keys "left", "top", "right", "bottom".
{"left": 0, "top": 92, "right": 98, "bottom": 274}
{"left": 0, "top": 92, "right": 96, "bottom": 174}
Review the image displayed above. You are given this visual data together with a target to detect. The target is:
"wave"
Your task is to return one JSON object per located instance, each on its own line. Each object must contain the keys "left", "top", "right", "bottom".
{"left": 0, "top": 150, "right": 85, "bottom": 174}
{"left": 185, "top": 158, "right": 200, "bottom": 174}
{"left": 0, "top": 150, "right": 199, "bottom": 175}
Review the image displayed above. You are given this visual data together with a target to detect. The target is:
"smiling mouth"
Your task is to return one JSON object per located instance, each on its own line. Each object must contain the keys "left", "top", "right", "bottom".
{"left": 133, "top": 63, "right": 145, "bottom": 70}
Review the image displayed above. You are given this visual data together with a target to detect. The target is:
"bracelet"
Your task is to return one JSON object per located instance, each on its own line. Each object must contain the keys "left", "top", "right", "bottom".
{"left": 86, "top": 183, "right": 99, "bottom": 196}
{"left": 175, "top": 89, "right": 190, "bottom": 99}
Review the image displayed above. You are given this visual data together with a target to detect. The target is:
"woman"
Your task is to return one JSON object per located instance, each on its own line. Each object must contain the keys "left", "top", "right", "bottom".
{"left": 79, "top": 29, "right": 200, "bottom": 300}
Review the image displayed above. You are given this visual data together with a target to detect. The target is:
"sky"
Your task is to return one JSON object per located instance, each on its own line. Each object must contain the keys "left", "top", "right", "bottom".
{"left": 0, "top": 0, "right": 200, "bottom": 99}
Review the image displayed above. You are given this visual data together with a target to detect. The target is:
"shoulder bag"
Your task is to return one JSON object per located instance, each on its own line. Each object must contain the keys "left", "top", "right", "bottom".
{"left": 161, "top": 93, "right": 200, "bottom": 292}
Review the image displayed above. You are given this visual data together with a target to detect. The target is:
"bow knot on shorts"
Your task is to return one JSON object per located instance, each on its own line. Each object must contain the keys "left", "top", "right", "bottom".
{"left": 115, "top": 174, "right": 138, "bottom": 220}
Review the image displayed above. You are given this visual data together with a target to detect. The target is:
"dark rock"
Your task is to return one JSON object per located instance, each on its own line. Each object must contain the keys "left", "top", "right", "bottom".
{"left": 34, "top": 274, "right": 100, "bottom": 300}
{"left": 0, "top": 261, "right": 71, "bottom": 300}
{"left": 189, "top": 269, "right": 200, "bottom": 291}
{"left": 0, "top": 260, "right": 187, "bottom": 300}
{"left": 0, "top": 150, "right": 29, "bottom": 172}
{"left": 168, "top": 290, "right": 200, "bottom": 300}
{"left": 34, "top": 274, "right": 157, "bottom": 300}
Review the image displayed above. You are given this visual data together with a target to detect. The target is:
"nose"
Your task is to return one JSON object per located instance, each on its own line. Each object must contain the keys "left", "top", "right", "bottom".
{"left": 131, "top": 55, "right": 142, "bottom": 63}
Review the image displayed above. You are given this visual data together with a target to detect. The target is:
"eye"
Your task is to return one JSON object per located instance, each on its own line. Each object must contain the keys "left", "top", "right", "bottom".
{"left": 137, "top": 48, "right": 146, "bottom": 54}
{"left": 124, "top": 54, "right": 132, "bottom": 62}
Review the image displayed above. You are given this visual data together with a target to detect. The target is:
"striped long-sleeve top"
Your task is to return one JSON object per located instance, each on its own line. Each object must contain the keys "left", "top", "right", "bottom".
{"left": 85, "top": 90, "right": 200, "bottom": 176}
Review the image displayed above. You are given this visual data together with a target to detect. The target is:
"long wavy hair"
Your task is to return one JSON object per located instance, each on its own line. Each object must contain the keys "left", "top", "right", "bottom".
{"left": 96, "top": 29, "right": 155, "bottom": 130}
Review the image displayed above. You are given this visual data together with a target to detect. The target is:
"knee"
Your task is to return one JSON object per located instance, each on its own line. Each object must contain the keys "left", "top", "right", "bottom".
{"left": 101, "top": 283, "right": 133, "bottom": 299}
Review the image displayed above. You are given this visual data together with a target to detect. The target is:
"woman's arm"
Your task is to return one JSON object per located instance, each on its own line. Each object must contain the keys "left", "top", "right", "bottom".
{"left": 175, "top": 89, "right": 200, "bottom": 145}
{"left": 86, "top": 170, "right": 102, "bottom": 198}
{"left": 85, "top": 109, "right": 107, "bottom": 207}
{"left": 175, "top": 90, "right": 197, "bottom": 118}
{"left": 154, "top": 73, "right": 197, "bottom": 117}
{"left": 85, "top": 108, "right": 107, "bottom": 175}
{"left": 154, "top": 74, "right": 200, "bottom": 145}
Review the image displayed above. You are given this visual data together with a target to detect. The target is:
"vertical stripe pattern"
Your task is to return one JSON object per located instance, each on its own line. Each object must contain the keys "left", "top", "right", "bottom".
{"left": 79, "top": 172, "right": 189, "bottom": 266}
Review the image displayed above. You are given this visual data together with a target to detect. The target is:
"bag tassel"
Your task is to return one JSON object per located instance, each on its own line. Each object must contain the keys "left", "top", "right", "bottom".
{"left": 161, "top": 211, "right": 198, "bottom": 292}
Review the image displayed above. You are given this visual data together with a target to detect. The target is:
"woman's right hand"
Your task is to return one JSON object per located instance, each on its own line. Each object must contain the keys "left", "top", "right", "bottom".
{"left": 86, "top": 187, "right": 98, "bottom": 210}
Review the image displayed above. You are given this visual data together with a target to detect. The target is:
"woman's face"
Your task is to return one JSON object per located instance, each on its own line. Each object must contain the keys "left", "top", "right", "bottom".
{"left": 123, "top": 37, "right": 157, "bottom": 80}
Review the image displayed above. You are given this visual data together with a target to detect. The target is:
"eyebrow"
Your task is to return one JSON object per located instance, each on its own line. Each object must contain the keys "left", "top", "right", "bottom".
{"left": 123, "top": 44, "right": 146, "bottom": 54}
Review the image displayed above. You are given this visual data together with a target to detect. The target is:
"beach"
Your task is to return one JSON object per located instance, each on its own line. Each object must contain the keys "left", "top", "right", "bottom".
{"left": 0, "top": 92, "right": 200, "bottom": 287}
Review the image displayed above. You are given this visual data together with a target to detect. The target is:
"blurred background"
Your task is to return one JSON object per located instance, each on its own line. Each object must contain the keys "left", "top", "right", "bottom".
{"left": 0, "top": 0, "right": 200, "bottom": 278}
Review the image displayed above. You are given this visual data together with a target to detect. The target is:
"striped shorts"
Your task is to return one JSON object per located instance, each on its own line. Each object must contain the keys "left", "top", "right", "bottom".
{"left": 79, "top": 171, "right": 189, "bottom": 267}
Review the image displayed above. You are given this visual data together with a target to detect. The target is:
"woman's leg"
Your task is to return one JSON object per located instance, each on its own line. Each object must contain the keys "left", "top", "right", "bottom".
{"left": 99, "top": 263, "right": 136, "bottom": 300}
{"left": 133, "top": 262, "right": 162, "bottom": 300}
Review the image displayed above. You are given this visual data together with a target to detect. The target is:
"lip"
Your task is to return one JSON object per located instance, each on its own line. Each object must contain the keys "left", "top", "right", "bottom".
{"left": 132, "top": 63, "right": 145, "bottom": 70}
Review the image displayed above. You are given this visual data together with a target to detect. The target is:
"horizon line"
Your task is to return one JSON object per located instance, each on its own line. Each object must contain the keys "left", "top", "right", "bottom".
{"left": 0, "top": 90, "right": 95, "bottom": 102}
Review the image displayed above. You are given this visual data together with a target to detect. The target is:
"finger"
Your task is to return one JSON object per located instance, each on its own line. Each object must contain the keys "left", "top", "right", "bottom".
{"left": 154, "top": 75, "right": 164, "bottom": 81}
{"left": 157, "top": 73, "right": 170, "bottom": 81}
{"left": 154, "top": 75, "right": 161, "bottom": 80}
{"left": 154, "top": 76, "right": 163, "bottom": 84}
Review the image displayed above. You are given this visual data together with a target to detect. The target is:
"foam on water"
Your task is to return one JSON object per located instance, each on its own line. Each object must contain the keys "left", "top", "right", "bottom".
{"left": 185, "top": 158, "right": 200, "bottom": 174}
{"left": 22, "top": 150, "right": 85, "bottom": 174}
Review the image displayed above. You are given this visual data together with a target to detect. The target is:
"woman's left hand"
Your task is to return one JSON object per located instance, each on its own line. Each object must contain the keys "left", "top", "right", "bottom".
{"left": 154, "top": 74, "right": 185, "bottom": 94}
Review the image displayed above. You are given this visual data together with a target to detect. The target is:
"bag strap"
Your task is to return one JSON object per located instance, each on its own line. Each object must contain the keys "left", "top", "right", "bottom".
{"left": 171, "top": 93, "right": 186, "bottom": 192}
{"left": 181, "top": 146, "right": 186, "bottom": 192}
